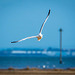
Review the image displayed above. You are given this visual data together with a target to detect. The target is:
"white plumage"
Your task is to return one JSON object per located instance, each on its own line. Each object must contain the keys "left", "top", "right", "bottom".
{"left": 11, "top": 9, "right": 50, "bottom": 43}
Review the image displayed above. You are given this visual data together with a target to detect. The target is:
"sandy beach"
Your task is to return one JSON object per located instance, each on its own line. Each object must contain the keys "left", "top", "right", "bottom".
{"left": 0, "top": 69, "right": 75, "bottom": 75}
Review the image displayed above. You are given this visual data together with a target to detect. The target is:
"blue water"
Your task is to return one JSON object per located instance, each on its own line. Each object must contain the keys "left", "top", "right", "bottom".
{"left": 0, "top": 56, "right": 75, "bottom": 69}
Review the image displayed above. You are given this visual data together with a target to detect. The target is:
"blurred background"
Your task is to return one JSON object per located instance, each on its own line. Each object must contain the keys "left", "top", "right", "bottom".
{"left": 0, "top": 0, "right": 75, "bottom": 49}
{"left": 0, "top": 0, "right": 75, "bottom": 69}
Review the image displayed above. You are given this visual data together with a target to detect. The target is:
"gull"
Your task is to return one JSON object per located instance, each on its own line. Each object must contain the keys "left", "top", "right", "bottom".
{"left": 11, "top": 9, "right": 51, "bottom": 43}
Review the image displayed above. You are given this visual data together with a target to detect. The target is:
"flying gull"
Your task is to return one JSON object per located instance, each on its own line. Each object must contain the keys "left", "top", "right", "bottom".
{"left": 11, "top": 9, "right": 51, "bottom": 43}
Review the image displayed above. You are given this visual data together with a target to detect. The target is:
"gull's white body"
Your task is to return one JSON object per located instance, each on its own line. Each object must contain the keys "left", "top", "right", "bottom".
{"left": 11, "top": 9, "right": 50, "bottom": 43}
{"left": 36, "top": 33, "right": 43, "bottom": 41}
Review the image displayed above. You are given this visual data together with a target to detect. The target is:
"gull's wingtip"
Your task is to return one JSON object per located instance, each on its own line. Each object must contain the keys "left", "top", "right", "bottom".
{"left": 49, "top": 9, "right": 51, "bottom": 11}
{"left": 48, "top": 9, "right": 51, "bottom": 16}
{"left": 11, "top": 41, "right": 18, "bottom": 43}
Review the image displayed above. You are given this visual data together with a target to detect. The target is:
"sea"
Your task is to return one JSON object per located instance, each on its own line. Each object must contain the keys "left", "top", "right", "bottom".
{"left": 0, "top": 57, "right": 75, "bottom": 69}
{"left": 0, "top": 48, "right": 75, "bottom": 69}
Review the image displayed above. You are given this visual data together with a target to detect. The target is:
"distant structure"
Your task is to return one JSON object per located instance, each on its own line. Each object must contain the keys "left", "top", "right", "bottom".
{"left": 53, "top": 65, "right": 56, "bottom": 69}
{"left": 59, "top": 28, "right": 62, "bottom": 64}
{"left": 43, "top": 65, "right": 46, "bottom": 69}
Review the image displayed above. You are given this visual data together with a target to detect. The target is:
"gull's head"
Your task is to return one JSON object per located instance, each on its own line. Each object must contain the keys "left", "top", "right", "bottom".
{"left": 37, "top": 33, "right": 43, "bottom": 41}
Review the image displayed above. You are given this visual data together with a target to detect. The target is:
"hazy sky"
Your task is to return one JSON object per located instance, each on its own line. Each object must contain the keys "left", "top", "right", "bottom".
{"left": 0, "top": 0, "right": 75, "bottom": 49}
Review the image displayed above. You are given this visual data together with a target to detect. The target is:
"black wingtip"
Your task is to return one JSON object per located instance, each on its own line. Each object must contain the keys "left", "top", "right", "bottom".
{"left": 11, "top": 41, "right": 18, "bottom": 43}
{"left": 48, "top": 9, "right": 51, "bottom": 16}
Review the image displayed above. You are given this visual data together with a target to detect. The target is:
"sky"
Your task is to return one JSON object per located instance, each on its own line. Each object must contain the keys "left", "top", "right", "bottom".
{"left": 0, "top": 0, "right": 75, "bottom": 49}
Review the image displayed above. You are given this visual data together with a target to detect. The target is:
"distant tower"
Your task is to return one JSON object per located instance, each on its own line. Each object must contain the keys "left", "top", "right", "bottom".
{"left": 59, "top": 28, "right": 62, "bottom": 64}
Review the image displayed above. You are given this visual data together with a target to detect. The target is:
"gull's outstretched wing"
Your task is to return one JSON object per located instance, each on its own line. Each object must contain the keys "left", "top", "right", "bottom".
{"left": 11, "top": 35, "right": 37, "bottom": 43}
{"left": 39, "top": 9, "right": 51, "bottom": 33}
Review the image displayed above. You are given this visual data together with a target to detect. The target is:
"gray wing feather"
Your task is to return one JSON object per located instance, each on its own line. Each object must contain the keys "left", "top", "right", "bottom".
{"left": 11, "top": 36, "right": 37, "bottom": 43}
{"left": 39, "top": 9, "right": 51, "bottom": 33}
